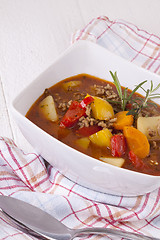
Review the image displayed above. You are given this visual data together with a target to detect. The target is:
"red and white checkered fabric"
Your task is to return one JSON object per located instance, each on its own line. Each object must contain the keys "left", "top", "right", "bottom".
{"left": 72, "top": 16, "right": 160, "bottom": 74}
{"left": 1, "top": 16, "right": 160, "bottom": 239}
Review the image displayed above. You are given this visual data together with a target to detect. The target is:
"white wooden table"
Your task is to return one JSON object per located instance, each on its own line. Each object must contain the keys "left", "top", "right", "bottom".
{"left": 1, "top": 0, "right": 160, "bottom": 152}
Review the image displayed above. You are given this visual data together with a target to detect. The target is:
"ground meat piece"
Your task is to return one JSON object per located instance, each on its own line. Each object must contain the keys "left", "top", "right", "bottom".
{"left": 73, "top": 92, "right": 81, "bottom": 100}
{"left": 57, "top": 99, "right": 73, "bottom": 111}
{"left": 79, "top": 116, "right": 85, "bottom": 122}
{"left": 78, "top": 116, "right": 86, "bottom": 128}
{"left": 89, "top": 118, "right": 95, "bottom": 126}
{"left": 107, "top": 93, "right": 118, "bottom": 100}
{"left": 95, "top": 88, "right": 105, "bottom": 95}
{"left": 93, "top": 84, "right": 120, "bottom": 109}
{"left": 54, "top": 93, "right": 62, "bottom": 102}
{"left": 86, "top": 105, "right": 91, "bottom": 117}
{"left": 107, "top": 118, "right": 117, "bottom": 129}
{"left": 109, "top": 117, "right": 117, "bottom": 123}
{"left": 98, "top": 121, "right": 107, "bottom": 128}
{"left": 67, "top": 100, "right": 73, "bottom": 108}
{"left": 104, "top": 84, "right": 113, "bottom": 90}
{"left": 105, "top": 90, "right": 112, "bottom": 97}
{"left": 73, "top": 92, "right": 85, "bottom": 101}
{"left": 57, "top": 102, "right": 67, "bottom": 111}
{"left": 148, "top": 128, "right": 156, "bottom": 138}
{"left": 81, "top": 118, "right": 89, "bottom": 127}
{"left": 78, "top": 116, "right": 98, "bottom": 128}
{"left": 55, "top": 97, "right": 62, "bottom": 102}
{"left": 78, "top": 116, "right": 116, "bottom": 130}
{"left": 151, "top": 141, "right": 158, "bottom": 149}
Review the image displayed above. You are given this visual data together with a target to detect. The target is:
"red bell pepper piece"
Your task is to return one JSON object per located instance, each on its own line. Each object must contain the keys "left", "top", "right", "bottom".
{"left": 80, "top": 96, "right": 94, "bottom": 108}
{"left": 60, "top": 96, "right": 94, "bottom": 128}
{"left": 111, "top": 134, "right": 127, "bottom": 157}
{"left": 60, "top": 101, "right": 86, "bottom": 128}
{"left": 128, "top": 150, "right": 145, "bottom": 170}
{"left": 76, "top": 125, "right": 102, "bottom": 137}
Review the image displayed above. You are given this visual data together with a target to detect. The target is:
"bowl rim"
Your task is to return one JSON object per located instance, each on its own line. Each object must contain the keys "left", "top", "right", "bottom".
{"left": 11, "top": 40, "right": 160, "bottom": 198}
{"left": 12, "top": 40, "right": 160, "bottom": 107}
{"left": 11, "top": 41, "right": 160, "bottom": 180}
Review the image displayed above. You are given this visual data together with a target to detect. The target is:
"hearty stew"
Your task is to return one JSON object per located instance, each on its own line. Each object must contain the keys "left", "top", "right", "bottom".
{"left": 26, "top": 73, "right": 160, "bottom": 176}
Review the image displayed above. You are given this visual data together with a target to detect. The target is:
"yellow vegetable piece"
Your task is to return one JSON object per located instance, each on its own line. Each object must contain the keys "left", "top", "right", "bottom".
{"left": 39, "top": 95, "right": 58, "bottom": 122}
{"left": 75, "top": 137, "right": 90, "bottom": 150}
{"left": 113, "top": 111, "right": 134, "bottom": 130}
{"left": 91, "top": 96, "right": 114, "bottom": 120}
{"left": 89, "top": 128, "right": 112, "bottom": 148}
{"left": 62, "top": 81, "right": 81, "bottom": 91}
{"left": 123, "top": 126, "right": 150, "bottom": 158}
{"left": 99, "top": 157, "right": 125, "bottom": 167}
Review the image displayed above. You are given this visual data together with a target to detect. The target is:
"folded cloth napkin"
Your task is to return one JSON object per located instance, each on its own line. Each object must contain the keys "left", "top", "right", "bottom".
{"left": 72, "top": 16, "right": 160, "bottom": 74}
{"left": 1, "top": 16, "right": 160, "bottom": 240}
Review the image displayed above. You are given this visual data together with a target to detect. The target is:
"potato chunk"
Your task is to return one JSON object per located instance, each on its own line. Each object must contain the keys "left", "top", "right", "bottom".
{"left": 137, "top": 116, "right": 160, "bottom": 140}
{"left": 62, "top": 81, "right": 81, "bottom": 91}
{"left": 39, "top": 95, "right": 58, "bottom": 122}
{"left": 99, "top": 157, "right": 125, "bottom": 167}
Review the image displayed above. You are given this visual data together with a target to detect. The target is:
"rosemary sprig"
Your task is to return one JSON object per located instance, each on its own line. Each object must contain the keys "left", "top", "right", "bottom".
{"left": 109, "top": 71, "right": 123, "bottom": 100}
{"left": 132, "top": 80, "right": 160, "bottom": 115}
{"left": 109, "top": 71, "right": 147, "bottom": 111}
{"left": 109, "top": 71, "right": 160, "bottom": 116}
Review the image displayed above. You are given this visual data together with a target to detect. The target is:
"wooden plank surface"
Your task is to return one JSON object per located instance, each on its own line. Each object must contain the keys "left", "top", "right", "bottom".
{"left": 0, "top": 0, "right": 160, "bottom": 152}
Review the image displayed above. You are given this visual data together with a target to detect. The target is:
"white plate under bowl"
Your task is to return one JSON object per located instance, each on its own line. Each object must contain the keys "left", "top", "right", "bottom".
{"left": 11, "top": 40, "right": 160, "bottom": 196}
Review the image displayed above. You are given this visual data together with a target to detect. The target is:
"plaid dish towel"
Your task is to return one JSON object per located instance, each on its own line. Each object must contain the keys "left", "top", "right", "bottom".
{"left": 1, "top": 16, "right": 160, "bottom": 240}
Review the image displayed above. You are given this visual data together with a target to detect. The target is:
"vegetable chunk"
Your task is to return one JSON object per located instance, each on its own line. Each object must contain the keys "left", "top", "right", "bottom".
{"left": 89, "top": 128, "right": 112, "bottom": 148}
{"left": 60, "top": 96, "right": 94, "bottom": 128}
{"left": 111, "top": 134, "right": 126, "bottom": 157}
{"left": 26, "top": 72, "right": 160, "bottom": 176}
{"left": 60, "top": 101, "right": 86, "bottom": 128}
{"left": 62, "top": 81, "right": 81, "bottom": 91}
{"left": 128, "top": 151, "right": 146, "bottom": 170}
{"left": 99, "top": 157, "right": 125, "bottom": 167}
{"left": 91, "top": 96, "right": 114, "bottom": 120}
{"left": 75, "top": 137, "right": 90, "bottom": 149}
{"left": 123, "top": 126, "right": 150, "bottom": 158}
{"left": 137, "top": 116, "right": 160, "bottom": 140}
{"left": 113, "top": 111, "right": 133, "bottom": 130}
{"left": 76, "top": 125, "right": 102, "bottom": 137}
{"left": 39, "top": 95, "right": 58, "bottom": 122}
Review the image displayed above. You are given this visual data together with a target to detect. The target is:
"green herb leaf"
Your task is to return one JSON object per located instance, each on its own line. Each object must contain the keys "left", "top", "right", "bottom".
{"left": 109, "top": 71, "right": 122, "bottom": 100}
{"left": 109, "top": 71, "right": 160, "bottom": 117}
{"left": 127, "top": 80, "right": 147, "bottom": 101}
{"left": 152, "top": 82, "right": 160, "bottom": 92}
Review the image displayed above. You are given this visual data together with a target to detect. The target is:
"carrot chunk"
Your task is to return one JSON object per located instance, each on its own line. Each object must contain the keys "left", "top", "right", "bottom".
{"left": 123, "top": 126, "right": 150, "bottom": 158}
{"left": 113, "top": 111, "right": 133, "bottom": 130}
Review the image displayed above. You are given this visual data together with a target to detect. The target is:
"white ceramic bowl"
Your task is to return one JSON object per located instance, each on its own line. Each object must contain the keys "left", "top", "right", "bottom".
{"left": 12, "top": 41, "right": 160, "bottom": 196}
